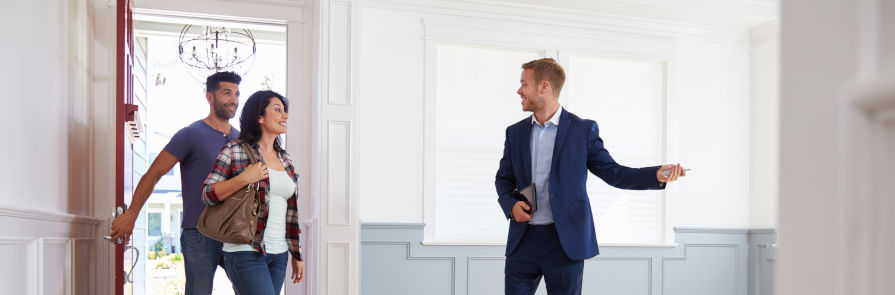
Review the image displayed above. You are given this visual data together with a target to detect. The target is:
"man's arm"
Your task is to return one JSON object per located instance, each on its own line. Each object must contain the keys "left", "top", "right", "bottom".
{"left": 108, "top": 150, "right": 179, "bottom": 243}
{"left": 585, "top": 121, "right": 664, "bottom": 190}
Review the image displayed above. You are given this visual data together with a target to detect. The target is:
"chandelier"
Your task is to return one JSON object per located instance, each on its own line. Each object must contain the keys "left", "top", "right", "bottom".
{"left": 178, "top": 25, "right": 256, "bottom": 81}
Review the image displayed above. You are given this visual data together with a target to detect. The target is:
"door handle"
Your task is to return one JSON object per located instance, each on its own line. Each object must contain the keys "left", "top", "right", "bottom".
{"left": 103, "top": 205, "right": 139, "bottom": 284}
{"left": 124, "top": 245, "right": 140, "bottom": 284}
{"left": 103, "top": 205, "right": 128, "bottom": 244}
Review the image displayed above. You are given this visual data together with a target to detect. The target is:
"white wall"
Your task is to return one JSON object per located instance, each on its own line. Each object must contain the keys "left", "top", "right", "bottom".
{"left": 669, "top": 36, "right": 752, "bottom": 229}
{"left": 749, "top": 22, "right": 779, "bottom": 229}
{"left": 0, "top": 0, "right": 105, "bottom": 294}
{"left": 358, "top": 1, "right": 760, "bottom": 230}
{"left": 1, "top": 0, "right": 93, "bottom": 216}
{"left": 358, "top": 8, "right": 427, "bottom": 224}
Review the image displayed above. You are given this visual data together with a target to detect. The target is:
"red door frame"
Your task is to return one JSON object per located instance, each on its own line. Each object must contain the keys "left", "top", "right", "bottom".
{"left": 115, "top": 0, "right": 135, "bottom": 294}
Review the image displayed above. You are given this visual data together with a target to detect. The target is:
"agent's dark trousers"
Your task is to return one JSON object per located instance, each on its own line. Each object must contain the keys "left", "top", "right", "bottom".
{"left": 505, "top": 224, "right": 584, "bottom": 295}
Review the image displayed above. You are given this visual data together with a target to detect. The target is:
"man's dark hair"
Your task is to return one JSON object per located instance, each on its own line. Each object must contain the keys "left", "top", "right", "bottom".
{"left": 205, "top": 71, "right": 242, "bottom": 93}
{"left": 239, "top": 90, "right": 288, "bottom": 149}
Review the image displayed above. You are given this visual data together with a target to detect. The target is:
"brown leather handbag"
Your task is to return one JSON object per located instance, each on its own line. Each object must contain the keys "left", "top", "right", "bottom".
{"left": 197, "top": 142, "right": 261, "bottom": 244}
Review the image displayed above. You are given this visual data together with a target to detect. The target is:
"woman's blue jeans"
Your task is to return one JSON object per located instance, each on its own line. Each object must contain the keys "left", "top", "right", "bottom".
{"left": 222, "top": 251, "right": 288, "bottom": 295}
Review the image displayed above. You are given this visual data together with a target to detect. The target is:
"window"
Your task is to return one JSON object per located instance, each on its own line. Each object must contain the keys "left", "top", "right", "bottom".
{"left": 432, "top": 43, "right": 541, "bottom": 242}
{"left": 148, "top": 212, "right": 162, "bottom": 236}
{"left": 430, "top": 43, "right": 668, "bottom": 244}
{"left": 564, "top": 54, "right": 666, "bottom": 243}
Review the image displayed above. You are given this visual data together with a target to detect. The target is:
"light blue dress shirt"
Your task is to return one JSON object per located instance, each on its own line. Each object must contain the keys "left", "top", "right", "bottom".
{"left": 529, "top": 106, "right": 562, "bottom": 225}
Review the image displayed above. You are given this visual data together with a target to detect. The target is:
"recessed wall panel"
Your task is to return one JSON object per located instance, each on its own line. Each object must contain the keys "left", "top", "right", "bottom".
{"left": 329, "top": 1, "right": 351, "bottom": 105}
{"left": 327, "top": 121, "right": 351, "bottom": 225}
{"left": 0, "top": 240, "right": 36, "bottom": 295}
{"left": 328, "top": 243, "right": 350, "bottom": 295}
{"left": 43, "top": 239, "right": 69, "bottom": 295}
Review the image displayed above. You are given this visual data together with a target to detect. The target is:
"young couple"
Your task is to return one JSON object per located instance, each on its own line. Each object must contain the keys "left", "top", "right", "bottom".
{"left": 109, "top": 72, "right": 304, "bottom": 295}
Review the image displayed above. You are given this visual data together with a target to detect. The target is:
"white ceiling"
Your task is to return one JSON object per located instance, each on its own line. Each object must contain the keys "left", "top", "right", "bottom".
{"left": 483, "top": 0, "right": 778, "bottom": 29}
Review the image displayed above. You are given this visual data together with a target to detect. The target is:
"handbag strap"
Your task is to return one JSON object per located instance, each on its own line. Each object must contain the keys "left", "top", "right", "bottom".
{"left": 239, "top": 141, "right": 261, "bottom": 192}
{"left": 239, "top": 142, "right": 258, "bottom": 164}
{"left": 239, "top": 141, "right": 263, "bottom": 231}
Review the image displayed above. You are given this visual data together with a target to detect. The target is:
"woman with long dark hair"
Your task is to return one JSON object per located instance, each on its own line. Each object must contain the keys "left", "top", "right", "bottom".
{"left": 201, "top": 90, "right": 304, "bottom": 294}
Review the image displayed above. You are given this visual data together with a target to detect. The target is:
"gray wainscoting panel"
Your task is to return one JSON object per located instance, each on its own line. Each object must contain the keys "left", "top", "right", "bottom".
{"left": 467, "top": 257, "right": 504, "bottom": 295}
{"left": 361, "top": 241, "right": 455, "bottom": 295}
{"left": 748, "top": 229, "right": 777, "bottom": 295}
{"left": 360, "top": 223, "right": 776, "bottom": 295}
{"left": 663, "top": 244, "right": 740, "bottom": 295}
{"left": 585, "top": 257, "right": 652, "bottom": 295}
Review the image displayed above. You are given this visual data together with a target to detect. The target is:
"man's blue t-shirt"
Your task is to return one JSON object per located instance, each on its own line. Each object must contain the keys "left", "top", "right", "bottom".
{"left": 164, "top": 120, "right": 239, "bottom": 229}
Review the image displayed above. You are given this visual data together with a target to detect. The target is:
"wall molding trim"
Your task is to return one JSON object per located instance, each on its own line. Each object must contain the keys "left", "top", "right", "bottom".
{"left": 214, "top": 0, "right": 309, "bottom": 9}
{"left": 362, "top": 222, "right": 426, "bottom": 230}
{"left": 674, "top": 227, "right": 776, "bottom": 234}
{"left": 134, "top": 8, "right": 297, "bottom": 25}
{"left": 0, "top": 205, "right": 102, "bottom": 225}
{"left": 747, "top": 228, "right": 777, "bottom": 234}
{"left": 0, "top": 237, "right": 38, "bottom": 243}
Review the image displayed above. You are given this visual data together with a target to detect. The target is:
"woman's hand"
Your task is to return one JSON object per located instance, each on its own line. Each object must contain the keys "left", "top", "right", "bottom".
{"left": 291, "top": 259, "right": 305, "bottom": 283}
{"left": 239, "top": 162, "right": 268, "bottom": 184}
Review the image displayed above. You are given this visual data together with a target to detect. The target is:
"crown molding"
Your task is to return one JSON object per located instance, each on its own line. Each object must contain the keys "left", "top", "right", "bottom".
{"left": 364, "top": 0, "right": 753, "bottom": 45}
{"left": 750, "top": 20, "right": 779, "bottom": 45}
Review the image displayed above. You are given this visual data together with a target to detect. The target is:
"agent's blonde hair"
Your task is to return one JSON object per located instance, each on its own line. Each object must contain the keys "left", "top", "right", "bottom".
{"left": 522, "top": 58, "right": 566, "bottom": 97}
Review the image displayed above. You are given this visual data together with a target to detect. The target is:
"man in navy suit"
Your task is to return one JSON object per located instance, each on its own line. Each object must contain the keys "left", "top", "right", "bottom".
{"left": 495, "top": 58, "right": 686, "bottom": 295}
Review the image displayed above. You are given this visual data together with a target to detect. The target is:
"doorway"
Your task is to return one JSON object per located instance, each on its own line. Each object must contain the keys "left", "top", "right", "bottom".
{"left": 128, "top": 14, "right": 287, "bottom": 295}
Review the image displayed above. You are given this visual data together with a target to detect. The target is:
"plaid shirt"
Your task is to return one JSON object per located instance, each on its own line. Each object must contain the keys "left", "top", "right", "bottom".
{"left": 202, "top": 140, "right": 302, "bottom": 261}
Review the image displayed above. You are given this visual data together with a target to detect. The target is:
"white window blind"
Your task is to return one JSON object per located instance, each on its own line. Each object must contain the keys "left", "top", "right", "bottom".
{"left": 434, "top": 43, "right": 541, "bottom": 242}
{"left": 565, "top": 54, "right": 666, "bottom": 244}
{"left": 432, "top": 44, "right": 666, "bottom": 244}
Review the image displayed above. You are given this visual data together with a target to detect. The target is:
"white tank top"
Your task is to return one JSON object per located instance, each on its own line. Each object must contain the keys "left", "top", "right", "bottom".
{"left": 223, "top": 168, "right": 295, "bottom": 253}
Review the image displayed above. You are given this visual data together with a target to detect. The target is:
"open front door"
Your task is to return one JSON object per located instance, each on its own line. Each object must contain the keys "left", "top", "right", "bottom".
{"left": 115, "top": 0, "right": 141, "bottom": 294}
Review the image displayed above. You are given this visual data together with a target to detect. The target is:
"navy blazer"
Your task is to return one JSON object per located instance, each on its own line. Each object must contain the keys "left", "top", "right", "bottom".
{"left": 495, "top": 110, "right": 664, "bottom": 261}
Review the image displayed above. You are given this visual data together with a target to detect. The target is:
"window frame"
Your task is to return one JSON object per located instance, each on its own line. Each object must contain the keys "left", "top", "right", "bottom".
{"left": 420, "top": 19, "right": 679, "bottom": 245}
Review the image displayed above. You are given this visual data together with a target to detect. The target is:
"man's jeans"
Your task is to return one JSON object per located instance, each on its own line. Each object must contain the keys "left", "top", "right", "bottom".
{"left": 181, "top": 228, "right": 226, "bottom": 295}
{"left": 223, "top": 251, "right": 289, "bottom": 295}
